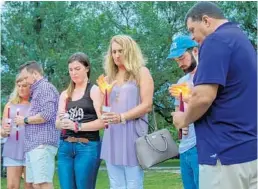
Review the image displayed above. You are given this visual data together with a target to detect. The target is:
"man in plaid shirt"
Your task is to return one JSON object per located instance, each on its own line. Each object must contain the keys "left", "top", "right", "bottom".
{"left": 15, "top": 61, "right": 60, "bottom": 189}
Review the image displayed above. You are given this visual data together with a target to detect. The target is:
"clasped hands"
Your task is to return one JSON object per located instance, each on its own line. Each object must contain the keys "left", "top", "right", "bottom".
{"left": 14, "top": 116, "right": 25, "bottom": 126}
{"left": 101, "top": 112, "right": 121, "bottom": 125}
{"left": 58, "top": 112, "right": 77, "bottom": 131}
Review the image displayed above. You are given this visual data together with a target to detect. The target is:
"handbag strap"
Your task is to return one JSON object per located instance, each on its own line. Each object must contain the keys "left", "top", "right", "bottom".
{"left": 145, "top": 133, "right": 168, "bottom": 152}
{"left": 152, "top": 106, "right": 158, "bottom": 131}
{"left": 139, "top": 105, "right": 158, "bottom": 133}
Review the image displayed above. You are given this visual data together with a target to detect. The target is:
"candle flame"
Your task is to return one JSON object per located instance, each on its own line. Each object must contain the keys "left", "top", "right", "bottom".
{"left": 96, "top": 74, "right": 113, "bottom": 94}
{"left": 169, "top": 82, "right": 191, "bottom": 96}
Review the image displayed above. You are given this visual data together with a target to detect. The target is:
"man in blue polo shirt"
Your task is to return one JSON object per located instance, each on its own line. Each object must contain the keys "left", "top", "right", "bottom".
{"left": 167, "top": 35, "right": 199, "bottom": 189}
{"left": 172, "top": 2, "right": 257, "bottom": 189}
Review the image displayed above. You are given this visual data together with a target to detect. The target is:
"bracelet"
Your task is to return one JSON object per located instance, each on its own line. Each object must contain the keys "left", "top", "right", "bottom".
{"left": 120, "top": 113, "right": 126, "bottom": 124}
{"left": 78, "top": 122, "right": 82, "bottom": 131}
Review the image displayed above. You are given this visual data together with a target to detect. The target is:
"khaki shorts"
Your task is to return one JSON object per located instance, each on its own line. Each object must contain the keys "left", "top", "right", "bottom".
{"left": 199, "top": 159, "right": 257, "bottom": 189}
{"left": 25, "top": 145, "right": 57, "bottom": 184}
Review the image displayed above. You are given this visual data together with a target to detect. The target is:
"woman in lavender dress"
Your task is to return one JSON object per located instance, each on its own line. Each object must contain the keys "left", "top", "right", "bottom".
{"left": 101, "top": 35, "right": 154, "bottom": 189}
{"left": 1, "top": 75, "right": 32, "bottom": 189}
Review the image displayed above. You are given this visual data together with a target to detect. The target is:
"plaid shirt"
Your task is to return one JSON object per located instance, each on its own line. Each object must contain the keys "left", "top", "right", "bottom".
{"left": 25, "top": 78, "right": 60, "bottom": 152}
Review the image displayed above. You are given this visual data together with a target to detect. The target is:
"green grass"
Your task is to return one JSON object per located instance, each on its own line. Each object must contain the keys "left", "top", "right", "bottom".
{"left": 1, "top": 170, "right": 182, "bottom": 189}
{"left": 156, "top": 159, "right": 180, "bottom": 167}
{"left": 99, "top": 159, "right": 180, "bottom": 167}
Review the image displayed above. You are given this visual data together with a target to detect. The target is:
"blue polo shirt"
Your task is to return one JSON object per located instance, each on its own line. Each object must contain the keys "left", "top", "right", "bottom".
{"left": 193, "top": 22, "right": 257, "bottom": 165}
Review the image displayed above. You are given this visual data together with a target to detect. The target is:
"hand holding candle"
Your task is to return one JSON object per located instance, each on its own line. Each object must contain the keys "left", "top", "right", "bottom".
{"left": 169, "top": 83, "right": 190, "bottom": 139}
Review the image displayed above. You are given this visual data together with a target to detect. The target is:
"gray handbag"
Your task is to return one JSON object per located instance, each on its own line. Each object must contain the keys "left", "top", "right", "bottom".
{"left": 135, "top": 108, "right": 179, "bottom": 169}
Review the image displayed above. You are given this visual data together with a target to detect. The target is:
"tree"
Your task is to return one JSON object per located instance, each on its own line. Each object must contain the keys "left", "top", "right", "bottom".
{"left": 1, "top": 1, "right": 256, "bottom": 138}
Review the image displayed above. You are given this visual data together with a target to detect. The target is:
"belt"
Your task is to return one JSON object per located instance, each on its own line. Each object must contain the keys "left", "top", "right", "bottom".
{"left": 64, "top": 137, "right": 89, "bottom": 143}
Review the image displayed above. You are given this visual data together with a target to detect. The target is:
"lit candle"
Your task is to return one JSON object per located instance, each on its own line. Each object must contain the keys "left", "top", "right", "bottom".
{"left": 16, "top": 108, "right": 20, "bottom": 140}
{"left": 179, "top": 92, "right": 184, "bottom": 112}
{"left": 7, "top": 107, "right": 10, "bottom": 137}
{"left": 178, "top": 91, "right": 184, "bottom": 139}
{"left": 96, "top": 74, "right": 113, "bottom": 129}
{"left": 105, "top": 89, "right": 109, "bottom": 129}
{"left": 105, "top": 89, "right": 108, "bottom": 106}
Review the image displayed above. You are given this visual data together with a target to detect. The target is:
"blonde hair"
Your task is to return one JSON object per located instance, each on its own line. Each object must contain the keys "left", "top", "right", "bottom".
{"left": 104, "top": 35, "right": 146, "bottom": 85}
{"left": 9, "top": 74, "right": 28, "bottom": 104}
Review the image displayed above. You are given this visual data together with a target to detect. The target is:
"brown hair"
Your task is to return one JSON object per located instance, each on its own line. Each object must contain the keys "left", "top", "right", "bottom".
{"left": 19, "top": 60, "right": 44, "bottom": 75}
{"left": 66, "top": 52, "right": 91, "bottom": 101}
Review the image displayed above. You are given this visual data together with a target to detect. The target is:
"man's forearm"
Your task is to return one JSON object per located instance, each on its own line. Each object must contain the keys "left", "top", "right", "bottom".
{"left": 27, "top": 114, "right": 46, "bottom": 124}
{"left": 184, "top": 92, "right": 213, "bottom": 126}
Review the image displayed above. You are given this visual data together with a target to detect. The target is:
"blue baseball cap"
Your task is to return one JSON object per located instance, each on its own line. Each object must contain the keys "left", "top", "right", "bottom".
{"left": 167, "top": 35, "right": 198, "bottom": 59}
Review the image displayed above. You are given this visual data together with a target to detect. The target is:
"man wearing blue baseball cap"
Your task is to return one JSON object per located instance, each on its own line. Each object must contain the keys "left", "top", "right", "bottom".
{"left": 172, "top": 2, "right": 257, "bottom": 189}
{"left": 167, "top": 35, "right": 198, "bottom": 74}
{"left": 168, "top": 35, "right": 199, "bottom": 189}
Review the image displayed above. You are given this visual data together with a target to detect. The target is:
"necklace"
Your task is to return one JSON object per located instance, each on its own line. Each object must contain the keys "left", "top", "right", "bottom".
{"left": 115, "top": 90, "right": 120, "bottom": 102}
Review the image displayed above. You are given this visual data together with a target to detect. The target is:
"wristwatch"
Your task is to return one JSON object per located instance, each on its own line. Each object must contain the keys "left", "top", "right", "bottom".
{"left": 24, "top": 117, "right": 29, "bottom": 124}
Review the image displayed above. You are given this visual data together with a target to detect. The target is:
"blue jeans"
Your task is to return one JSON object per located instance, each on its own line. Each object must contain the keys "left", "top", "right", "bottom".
{"left": 57, "top": 140, "right": 101, "bottom": 189}
{"left": 180, "top": 146, "right": 199, "bottom": 189}
{"left": 105, "top": 161, "right": 144, "bottom": 189}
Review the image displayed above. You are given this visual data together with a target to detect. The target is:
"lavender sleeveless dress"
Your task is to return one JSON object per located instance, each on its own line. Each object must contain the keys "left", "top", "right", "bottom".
{"left": 100, "top": 82, "right": 148, "bottom": 166}
{"left": 2, "top": 103, "right": 30, "bottom": 161}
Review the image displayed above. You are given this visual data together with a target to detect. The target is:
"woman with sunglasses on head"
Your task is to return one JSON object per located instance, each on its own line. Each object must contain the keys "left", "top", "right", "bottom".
{"left": 101, "top": 35, "right": 154, "bottom": 189}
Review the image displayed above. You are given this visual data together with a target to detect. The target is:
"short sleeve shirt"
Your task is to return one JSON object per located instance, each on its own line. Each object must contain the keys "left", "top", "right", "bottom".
{"left": 193, "top": 22, "right": 257, "bottom": 165}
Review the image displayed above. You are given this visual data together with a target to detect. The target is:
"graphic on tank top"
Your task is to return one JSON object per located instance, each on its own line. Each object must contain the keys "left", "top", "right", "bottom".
{"left": 68, "top": 106, "right": 84, "bottom": 122}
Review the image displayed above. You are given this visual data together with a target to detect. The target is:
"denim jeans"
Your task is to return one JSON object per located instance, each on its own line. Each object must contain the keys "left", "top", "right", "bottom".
{"left": 57, "top": 140, "right": 101, "bottom": 189}
{"left": 105, "top": 161, "right": 144, "bottom": 189}
{"left": 180, "top": 146, "right": 199, "bottom": 189}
